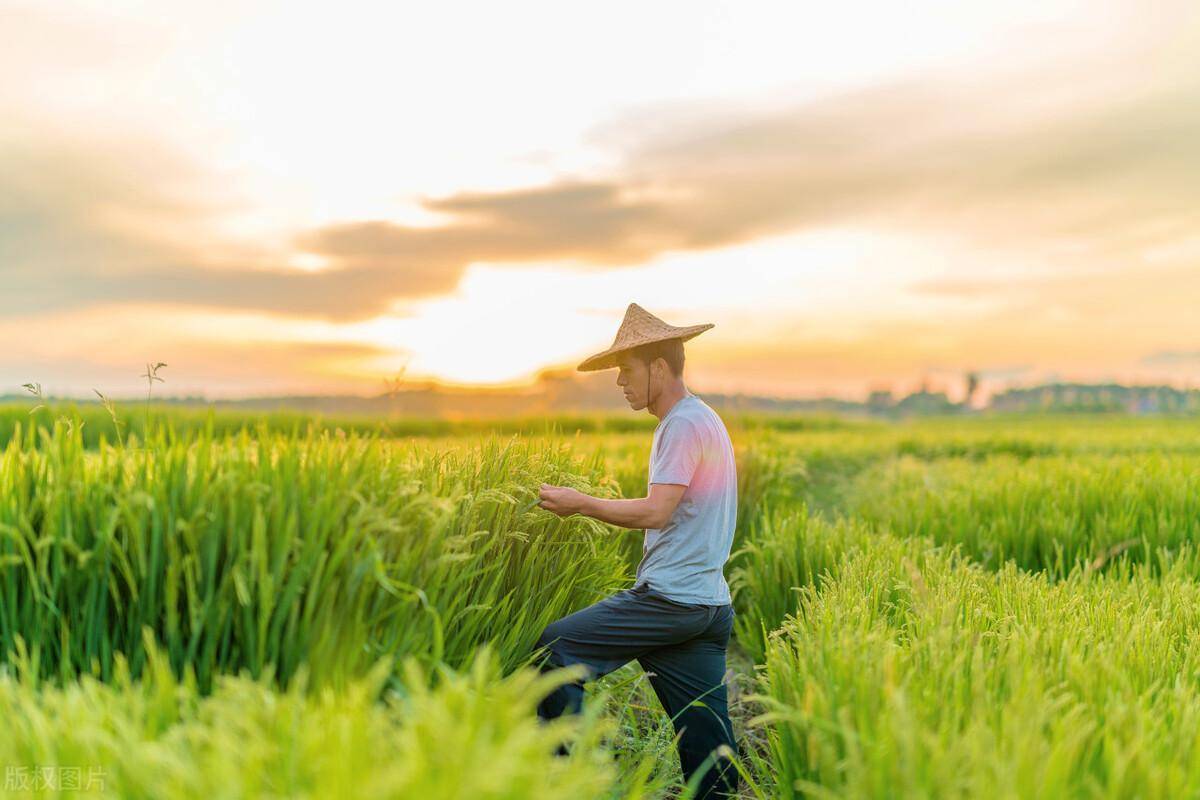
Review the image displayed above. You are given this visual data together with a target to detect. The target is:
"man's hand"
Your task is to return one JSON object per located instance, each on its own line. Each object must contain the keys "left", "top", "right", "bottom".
{"left": 538, "top": 483, "right": 588, "bottom": 517}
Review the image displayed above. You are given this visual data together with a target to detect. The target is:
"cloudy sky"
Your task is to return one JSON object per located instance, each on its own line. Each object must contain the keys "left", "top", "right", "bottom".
{"left": 4, "top": 0, "right": 1199, "bottom": 401}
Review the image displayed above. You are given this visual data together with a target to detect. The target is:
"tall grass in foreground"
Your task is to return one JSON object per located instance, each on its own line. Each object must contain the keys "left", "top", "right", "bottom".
{"left": 10, "top": 408, "right": 1200, "bottom": 797}
{"left": 753, "top": 538, "right": 1200, "bottom": 799}
{"left": 0, "top": 637, "right": 658, "bottom": 800}
{"left": 0, "top": 420, "right": 630, "bottom": 690}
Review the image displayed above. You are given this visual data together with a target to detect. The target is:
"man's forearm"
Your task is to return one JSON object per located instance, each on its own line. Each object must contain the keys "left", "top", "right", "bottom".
{"left": 579, "top": 495, "right": 661, "bottom": 530}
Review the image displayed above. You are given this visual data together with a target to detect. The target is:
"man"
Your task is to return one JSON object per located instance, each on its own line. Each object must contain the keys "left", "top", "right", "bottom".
{"left": 534, "top": 302, "right": 740, "bottom": 799}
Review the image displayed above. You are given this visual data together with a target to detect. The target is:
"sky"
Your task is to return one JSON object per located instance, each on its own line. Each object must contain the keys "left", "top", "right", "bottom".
{"left": 3, "top": 0, "right": 1199, "bottom": 402}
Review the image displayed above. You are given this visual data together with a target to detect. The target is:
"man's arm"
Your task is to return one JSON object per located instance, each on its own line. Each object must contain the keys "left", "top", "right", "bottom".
{"left": 538, "top": 482, "right": 686, "bottom": 530}
{"left": 539, "top": 415, "right": 700, "bottom": 530}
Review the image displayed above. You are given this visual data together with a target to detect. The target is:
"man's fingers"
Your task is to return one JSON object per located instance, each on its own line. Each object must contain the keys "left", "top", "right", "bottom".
{"left": 536, "top": 484, "right": 569, "bottom": 514}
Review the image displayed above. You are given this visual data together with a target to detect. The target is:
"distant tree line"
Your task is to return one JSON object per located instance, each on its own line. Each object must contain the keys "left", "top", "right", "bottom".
{"left": 988, "top": 383, "right": 1200, "bottom": 414}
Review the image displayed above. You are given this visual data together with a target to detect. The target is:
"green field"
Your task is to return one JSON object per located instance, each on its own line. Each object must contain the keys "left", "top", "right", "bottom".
{"left": 2, "top": 403, "right": 1200, "bottom": 798}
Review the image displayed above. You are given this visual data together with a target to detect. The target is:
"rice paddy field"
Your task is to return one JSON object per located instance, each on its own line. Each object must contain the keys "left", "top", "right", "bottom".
{"left": 2, "top": 402, "right": 1200, "bottom": 798}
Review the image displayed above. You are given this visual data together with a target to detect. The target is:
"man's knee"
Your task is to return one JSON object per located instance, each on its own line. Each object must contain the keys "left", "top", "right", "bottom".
{"left": 533, "top": 621, "right": 603, "bottom": 689}
{"left": 533, "top": 619, "right": 570, "bottom": 667}
{"left": 536, "top": 619, "right": 561, "bottom": 649}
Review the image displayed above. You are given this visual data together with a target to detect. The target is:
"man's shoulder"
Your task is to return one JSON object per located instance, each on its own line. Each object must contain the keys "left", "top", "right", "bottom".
{"left": 662, "top": 397, "right": 729, "bottom": 442}
{"left": 681, "top": 396, "right": 728, "bottom": 431}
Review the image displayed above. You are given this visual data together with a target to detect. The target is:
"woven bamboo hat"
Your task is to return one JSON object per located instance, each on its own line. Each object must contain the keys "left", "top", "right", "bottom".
{"left": 576, "top": 303, "right": 714, "bottom": 372}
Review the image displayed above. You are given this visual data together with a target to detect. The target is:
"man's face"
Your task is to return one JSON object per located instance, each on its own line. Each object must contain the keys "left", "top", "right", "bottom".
{"left": 615, "top": 355, "right": 651, "bottom": 411}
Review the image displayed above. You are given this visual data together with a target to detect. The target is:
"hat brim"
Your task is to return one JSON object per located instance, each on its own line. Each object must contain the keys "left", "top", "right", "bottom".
{"left": 576, "top": 323, "right": 714, "bottom": 371}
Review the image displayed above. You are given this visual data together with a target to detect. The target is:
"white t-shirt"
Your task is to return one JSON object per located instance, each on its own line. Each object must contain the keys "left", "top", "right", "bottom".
{"left": 634, "top": 392, "right": 738, "bottom": 605}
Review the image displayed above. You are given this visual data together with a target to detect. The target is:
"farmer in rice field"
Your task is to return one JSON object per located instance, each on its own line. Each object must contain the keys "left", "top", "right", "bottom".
{"left": 534, "top": 302, "right": 740, "bottom": 799}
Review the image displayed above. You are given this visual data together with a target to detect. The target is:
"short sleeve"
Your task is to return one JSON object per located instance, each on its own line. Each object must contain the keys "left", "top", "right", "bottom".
{"left": 650, "top": 417, "right": 701, "bottom": 486}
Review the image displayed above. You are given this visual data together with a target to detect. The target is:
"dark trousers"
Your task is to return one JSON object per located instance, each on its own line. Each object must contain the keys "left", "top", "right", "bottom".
{"left": 532, "top": 583, "right": 740, "bottom": 798}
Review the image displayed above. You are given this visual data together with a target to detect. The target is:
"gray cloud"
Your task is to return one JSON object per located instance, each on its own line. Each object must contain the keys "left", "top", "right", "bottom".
{"left": 0, "top": 136, "right": 462, "bottom": 318}
{"left": 293, "top": 19, "right": 1200, "bottom": 316}
{"left": 4, "top": 2, "right": 1199, "bottom": 322}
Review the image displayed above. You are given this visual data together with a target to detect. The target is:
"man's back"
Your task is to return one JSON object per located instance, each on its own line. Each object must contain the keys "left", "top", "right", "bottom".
{"left": 636, "top": 393, "right": 738, "bottom": 605}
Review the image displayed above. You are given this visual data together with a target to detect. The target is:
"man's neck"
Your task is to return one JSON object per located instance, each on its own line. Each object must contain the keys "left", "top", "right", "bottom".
{"left": 650, "top": 382, "right": 689, "bottom": 421}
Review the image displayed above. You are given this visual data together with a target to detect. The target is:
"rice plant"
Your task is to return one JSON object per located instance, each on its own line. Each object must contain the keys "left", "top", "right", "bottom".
{"left": 727, "top": 504, "right": 879, "bottom": 663}
{"left": 843, "top": 452, "right": 1200, "bottom": 576}
{"left": 751, "top": 537, "right": 1200, "bottom": 798}
{"left": 3, "top": 404, "right": 1199, "bottom": 797}
{"left": 0, "top": 636, "right": 653, "bottom": 799}
{"left": 0, "top": 423, "right": 632, "bottom": 690}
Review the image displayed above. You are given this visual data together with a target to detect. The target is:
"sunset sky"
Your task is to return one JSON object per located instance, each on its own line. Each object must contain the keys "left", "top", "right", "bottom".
{"left": 4, "top": 0, "right": 1199, "bottom": 402}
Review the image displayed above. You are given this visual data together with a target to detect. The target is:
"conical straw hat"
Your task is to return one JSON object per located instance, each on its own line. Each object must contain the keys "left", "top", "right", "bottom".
{"left": 577, "top": 303, "right": 714, "bottom": 371}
